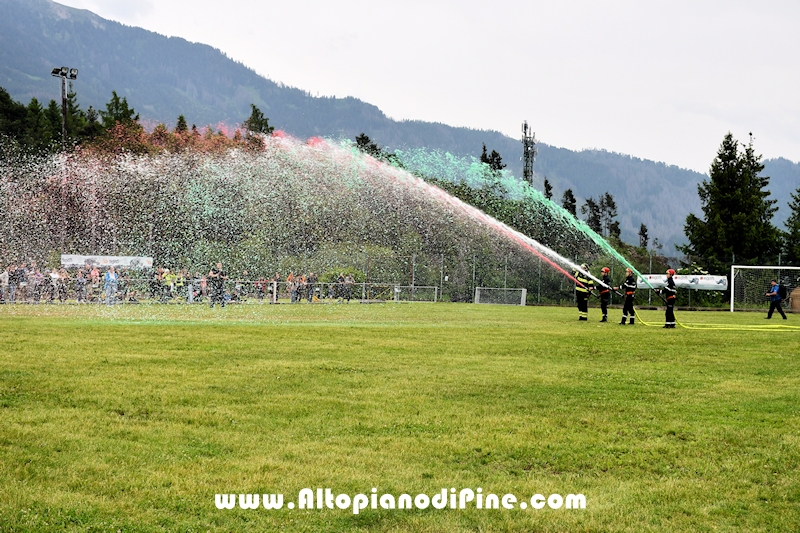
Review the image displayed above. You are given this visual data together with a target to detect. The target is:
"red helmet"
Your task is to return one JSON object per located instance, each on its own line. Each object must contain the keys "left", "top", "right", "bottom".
{"left": 601, "top": 267, "right": 610, "bottom": 273}
{"left": 666, "top": 269, "right": 676, "bottom": 275}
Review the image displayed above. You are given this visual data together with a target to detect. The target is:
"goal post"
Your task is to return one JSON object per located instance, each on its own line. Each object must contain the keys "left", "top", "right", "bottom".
{"left": 730, "top": 265, "right": 800, "bottom": 312}
{"left": 474, "top": 287, "right": 527, "bottom": 306}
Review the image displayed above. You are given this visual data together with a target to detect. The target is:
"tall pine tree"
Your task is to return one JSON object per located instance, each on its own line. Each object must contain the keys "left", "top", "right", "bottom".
{"left": 581, "top": 197, "right": 602, "bottom": 233}
{"left": 543, "top": 177, "right": 553, "bottom": 200}
{"left": 784, "top": 187, "right": 800, "bottom": 265}
{"left": 682, "top": 132, "right": 779, "bottom": 271}
{"left": 561, "top": 189, "right": 576, "bottom": 216}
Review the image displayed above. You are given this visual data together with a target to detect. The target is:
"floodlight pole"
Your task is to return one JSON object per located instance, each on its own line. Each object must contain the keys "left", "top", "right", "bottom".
{"left": 51, "top": 66, "right": 78, "bottom": 150}
{"left": 59, "top": 75, "right": 67, "bottom": 149}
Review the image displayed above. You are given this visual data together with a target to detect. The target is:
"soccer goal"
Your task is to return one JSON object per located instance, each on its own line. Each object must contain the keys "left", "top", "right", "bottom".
{"left": 474, "top": 287, "right": 527, "bottom": 306}
{"left": 729, "top": 265, "right": 800, "bottom": 312}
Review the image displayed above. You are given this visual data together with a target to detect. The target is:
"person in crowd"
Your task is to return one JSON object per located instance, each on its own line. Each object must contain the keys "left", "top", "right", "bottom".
{"left": 194, "top": 271, "right": 205, "bottom": 302}
{"left": 176, "top": 269, "right": 188, "bottom": 301}
{"left": 238, "top": 270, "right": 250, "bottom": 301}
{"left": 45, "top": 268, "right": 59, "bottom": 302}
{"left": 118, "top": 270, "right": 133, "bottom": 303}
{"left": 30, "top": 266, "right": 43, "bottom": 303}
{"left": 75, "top": 269, "right": 87, "bottom": 303}
{"left": 0, "top": 265, "right": 9, "bottom": 303}
{"left": 344, "top": 273, "right": 355, "bottom": 303}
{"left": 186, "top": 270, "right": 198, "bottom": 303}
{"left": 336, "top": 273, "right": 345, "bottom": 302}
{"left": 287, "top": 272, "right": 298, "bottom": 303}
{"left": 148, "top": 268, "right": 162, "bottom": 301}
{"left": 162, "top": 268, "right": 176, "bottom": 301}
{"left": 29, "top": 261, "right": 41, "bottom": 302}
{"left": 574, "top": 264, "right": 594, "bottom": 321}
{"left": 328, "top": 280, "right": 336, "bottom": 301}
{"left": 615, "top": 267, "right": 637, "bottom": 325}
{"left": 254, "top": 275, "right": 268, "bottom": 302}
{"left": 208, "top": 262, "right": 227, "bottom": 308}
{"left": 271, "top": 272, "right": 281, "bottom": 303}
{"left": 104, "top": 266, "right": 119, "bottom": 305}
{"left": 89, "top": 265, "right": 101, "bottom": 303}
{"left": 16, "top": 262, "right": 29, "bottom": 303}
{"left": 598, "top": 267, "right": 612, "bottom": 322}
{"left": 8, "top": 263, "right": 26, "bottom": 303}
{"left": 307, "top": 272, "right": 317, "bottom": 303}
{"left": 58, "top": 268, "right": 69, "bottom": 303}
{"left": 298, "top": 274, "right": 307, "bottom": 303}
{"left": 765, "top": 279, "right": 788, "bottom": 320}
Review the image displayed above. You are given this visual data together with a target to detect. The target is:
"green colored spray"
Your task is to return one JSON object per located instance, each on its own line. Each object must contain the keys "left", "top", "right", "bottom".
{"left": 393, "top": 146, "right": 658, "bottom": 291}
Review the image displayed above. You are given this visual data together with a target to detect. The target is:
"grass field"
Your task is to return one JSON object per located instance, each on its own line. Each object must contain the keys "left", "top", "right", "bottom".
{"left": 1, "top": 302, "right": 798, "bottom": 532}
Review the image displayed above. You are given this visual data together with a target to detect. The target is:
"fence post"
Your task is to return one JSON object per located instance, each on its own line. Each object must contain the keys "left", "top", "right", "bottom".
{"left": 472, "top": 255, "right": 476, "bottom": 302}
{"left": 365, "top": 255, "right": 370, "bottom": 294}
{"left": 439, "top": 254, "right": 444, "bottom": 302}
{"left": 537, "top": 256, "right": 541, "bottom": 304}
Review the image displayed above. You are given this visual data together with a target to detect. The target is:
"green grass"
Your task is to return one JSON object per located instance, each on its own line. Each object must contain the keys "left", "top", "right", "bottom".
{"left": 1, "top": 302, "right": 798, "bottom": 532}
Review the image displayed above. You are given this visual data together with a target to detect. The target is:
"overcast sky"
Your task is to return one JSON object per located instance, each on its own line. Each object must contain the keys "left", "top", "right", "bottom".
{"left": 56, "top": 0, "right": 800, "bottom": 173}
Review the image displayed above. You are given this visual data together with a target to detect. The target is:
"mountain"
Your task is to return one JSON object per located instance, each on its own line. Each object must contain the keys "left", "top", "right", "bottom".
{"left": 1, "top": 0, "right": 797, "bottom": 251}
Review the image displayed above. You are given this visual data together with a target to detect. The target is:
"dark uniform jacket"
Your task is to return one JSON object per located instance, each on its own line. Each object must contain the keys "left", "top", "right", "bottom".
{"left": 622, "top": 275, "right": 636, "bottom": 296}
{"left": 663, "top": 277, "right": 677, "bottom": 301}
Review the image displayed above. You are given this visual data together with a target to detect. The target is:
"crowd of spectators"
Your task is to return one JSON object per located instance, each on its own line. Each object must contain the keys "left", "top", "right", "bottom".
{"left": 0, "top": 261, "right": 359, "bottom": 306}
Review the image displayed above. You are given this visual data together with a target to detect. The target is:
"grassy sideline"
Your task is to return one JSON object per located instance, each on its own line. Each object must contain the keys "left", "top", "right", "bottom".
{"left": 0, "top": 303, "right": 798, "bottom": 532}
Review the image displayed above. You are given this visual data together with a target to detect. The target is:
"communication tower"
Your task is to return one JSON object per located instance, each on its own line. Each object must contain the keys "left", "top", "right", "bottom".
{"left": 521, "top": 121, "right": 537, "bottom": 186}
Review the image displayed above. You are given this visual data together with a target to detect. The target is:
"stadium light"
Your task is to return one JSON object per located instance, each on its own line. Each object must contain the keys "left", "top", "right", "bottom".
{"left": 51, "top": 65, "right": 78, "bottom": 149}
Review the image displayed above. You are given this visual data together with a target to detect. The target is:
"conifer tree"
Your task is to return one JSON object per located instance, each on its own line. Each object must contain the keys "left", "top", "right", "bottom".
{"left": 784, "top": 187, "right": 800, "bottom": 265}
{"left": 561, "top": 189, "right": 576, "bottom": 216}
{"left": 639, "top": 223, "right": 649, "bottom": 249}
{"left": 24, "top": 97, "right": 54, "bottom": 148}
{"left": 581, "top": 197, "right": 602, "bottom": 233}
{"left": 100, "top": 91, "right": 139, "bottom": 128}
{"left": 175, "top": 114, "right": 188, "bottom": 133}
{"left": 480, "top": 143, "right": 505, "bottom": 172}
{"left": 599, "top": 192, "right": 618, "bottom": 238}
{"left": 0, "top": 87, "right": 27, "bottom": 139}
{"left": 243, "top": 104, "right": 273, "bottom": 135}
{"left": 682, "top": 132, "right": 779, "bottom": 270}
{"left": 543, "top": 177, "right": 553, "bottom": 200}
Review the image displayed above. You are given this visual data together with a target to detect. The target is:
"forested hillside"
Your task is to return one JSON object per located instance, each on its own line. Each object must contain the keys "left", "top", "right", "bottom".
{"left": 1, "top": 0, "right": 797, "bottom": 249}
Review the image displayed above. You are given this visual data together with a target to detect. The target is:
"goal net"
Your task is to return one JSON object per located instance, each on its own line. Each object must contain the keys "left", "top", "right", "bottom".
{"left": 474, "top": 287, "right": 527, "bottom": 306}
{"left": 730, "top": 265, "right": 800, "bottom": 312}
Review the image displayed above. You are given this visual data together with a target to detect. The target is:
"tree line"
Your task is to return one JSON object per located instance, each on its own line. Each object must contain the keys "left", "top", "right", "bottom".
{"left": 0, "top": 86, "right": 273, "bottom": 154}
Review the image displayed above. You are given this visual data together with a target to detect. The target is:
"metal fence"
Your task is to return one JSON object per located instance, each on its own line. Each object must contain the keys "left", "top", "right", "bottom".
{"left": 0, "top": 251, "right": 753, "bottom": 308}
{"left": 0, "top": 278, "right": 440, "bottom": 305}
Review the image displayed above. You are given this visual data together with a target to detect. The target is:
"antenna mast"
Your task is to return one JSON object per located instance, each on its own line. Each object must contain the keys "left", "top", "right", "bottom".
{"left": 521, "top": 121, "right": 537, "bottom": 186}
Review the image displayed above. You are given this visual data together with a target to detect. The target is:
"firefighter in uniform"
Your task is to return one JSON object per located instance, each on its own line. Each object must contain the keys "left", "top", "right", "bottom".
{"left": 599, "top": 267, "right": 612, "bottom": 322}
{"left": 615, "top": 267, "right": 636, "bottom": 325}
{"left": 660, "top": 269, "right": 677, "bottom": 328}
{"left": 574, "top": 264, "right": 594, "bottom": 321}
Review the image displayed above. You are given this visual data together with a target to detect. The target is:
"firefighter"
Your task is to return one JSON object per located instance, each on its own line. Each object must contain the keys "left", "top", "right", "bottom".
{"left": 660, "top": 269, "right": 677, "bottom": 328}
{"left": 574, "top": 263, "right": 594, "bottom": 321}
{"left": 614, "top": 267, "right": 636, "bottom": 325}
{"left": 598, "top": 267, "right": 612, "bottom": 322}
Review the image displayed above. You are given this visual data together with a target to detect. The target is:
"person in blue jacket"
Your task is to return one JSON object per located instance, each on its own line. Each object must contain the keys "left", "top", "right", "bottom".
{"left": 765, "top": 280, "right": 787, "bottom": 320}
